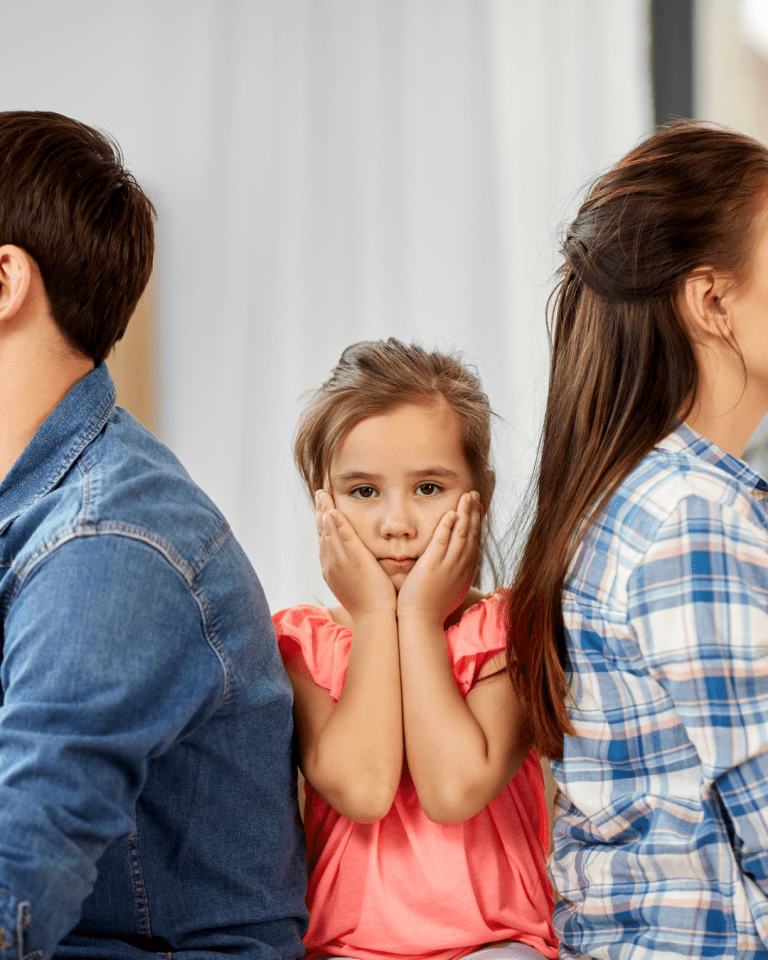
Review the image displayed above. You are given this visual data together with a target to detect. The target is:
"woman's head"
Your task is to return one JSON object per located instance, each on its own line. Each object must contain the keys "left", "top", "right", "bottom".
{"left": 554, "top": 121, "right": 768, "bottom": 441}
{"left": 508, "top": 121, "right": 768, "bottom": 758}
{"left": 295, "top": 337, "right": 496, "bottom": 516}
{"left": 565, "top": 122, "right": 768, "bottom": 302}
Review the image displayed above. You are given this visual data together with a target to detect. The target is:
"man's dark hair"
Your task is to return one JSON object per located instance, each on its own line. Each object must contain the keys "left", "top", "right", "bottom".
{"left": 0, "top": 111, "right": 155, "bottom": 364}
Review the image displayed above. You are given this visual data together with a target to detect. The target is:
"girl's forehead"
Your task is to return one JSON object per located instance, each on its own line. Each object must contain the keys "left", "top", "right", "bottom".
{"left": 331, "top": 399, "right": 468, "bottom": 470}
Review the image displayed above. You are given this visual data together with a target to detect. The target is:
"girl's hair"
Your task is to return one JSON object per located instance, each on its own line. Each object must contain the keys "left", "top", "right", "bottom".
{"left": 295, "top": 337, "right": 496, "bottom": 554}
{"left": 507, "top": 120, "right": 768, "bottom": 759}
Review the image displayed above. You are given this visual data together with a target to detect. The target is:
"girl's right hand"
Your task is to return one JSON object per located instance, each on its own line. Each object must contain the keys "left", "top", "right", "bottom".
{"left": 316, "top": 490, "right": 397, "bottom": 621}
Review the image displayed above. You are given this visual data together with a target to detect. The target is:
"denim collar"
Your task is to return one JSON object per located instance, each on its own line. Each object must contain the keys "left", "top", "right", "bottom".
{"left": 0, "top": 363, "right": 115, "bottom": 535}
{"left": 659, "top": 419, "right": 768, "bottom": 497}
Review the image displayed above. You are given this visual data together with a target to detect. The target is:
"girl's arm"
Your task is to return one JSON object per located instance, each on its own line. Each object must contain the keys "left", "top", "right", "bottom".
{"left": 281, "top": 492, "right": 402, "bottom": 824}
{"left": 397, "top": 492, "right": 530, "bottom": 825}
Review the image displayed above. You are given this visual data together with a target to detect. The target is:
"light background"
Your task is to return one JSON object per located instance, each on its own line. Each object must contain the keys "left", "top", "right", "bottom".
{"left": 2, "top": 0, "right": 747, "bottom": 612}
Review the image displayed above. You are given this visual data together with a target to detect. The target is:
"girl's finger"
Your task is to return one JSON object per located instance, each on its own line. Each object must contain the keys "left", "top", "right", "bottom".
{"left": 425, "top": 509, "right": 458, "bottom": 561}
{"left": 315, "top": 489, "right": 329, "bottom": 536}
{"left": 322, "top": 509, "right": 351, "bottom": 562}
{"left": 468, "top": 492, "right": 482, "bottom": 541}
{"left": 446, "top": 492, "right": 472, "bottom": 543}
{"left": 329, "top": 508, "right": 358, "bottom": 547}
{"left": 445, "top": 492, "right": 481, "bottom": 565}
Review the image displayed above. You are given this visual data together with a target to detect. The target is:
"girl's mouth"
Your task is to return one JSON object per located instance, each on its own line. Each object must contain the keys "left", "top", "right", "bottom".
{"left": 379, "top": 557, "right": 416, "bottom": 572}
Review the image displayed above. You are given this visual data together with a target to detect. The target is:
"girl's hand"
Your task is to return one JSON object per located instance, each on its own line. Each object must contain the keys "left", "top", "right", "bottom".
{"left": 397, "top": 490, "right": 482, "bottom": 626}
{"left": 316, "top": 490, "right": 397, "bottom": 621}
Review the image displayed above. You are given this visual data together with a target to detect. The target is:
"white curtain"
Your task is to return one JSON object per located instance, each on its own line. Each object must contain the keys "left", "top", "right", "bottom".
{"left": 0, "top": 0, "right": 651, "bottom": 610}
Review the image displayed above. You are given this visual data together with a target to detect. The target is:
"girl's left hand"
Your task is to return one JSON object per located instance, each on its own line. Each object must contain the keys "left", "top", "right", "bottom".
{"left": 397, "top": 490, "right": 481, "bottom": 625}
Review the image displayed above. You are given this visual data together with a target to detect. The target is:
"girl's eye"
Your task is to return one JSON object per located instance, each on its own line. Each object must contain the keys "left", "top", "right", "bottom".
{"left": 351, "top": 486, "right": 377, "bottom": 500}
{"left": 416, "top": 483, "right": 441, "bottom": 497}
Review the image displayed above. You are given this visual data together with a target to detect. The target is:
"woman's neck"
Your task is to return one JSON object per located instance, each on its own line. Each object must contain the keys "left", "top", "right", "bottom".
{"left": 685, "top": 344, "right": 768, "bottom": 458}
{"left": 684, "top": 388, "right": 768, "bottom": 459}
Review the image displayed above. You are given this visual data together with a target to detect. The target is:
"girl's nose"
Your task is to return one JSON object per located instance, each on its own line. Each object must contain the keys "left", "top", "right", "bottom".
{"left": 380, "top": 500, "right": 416, "bottom": 538}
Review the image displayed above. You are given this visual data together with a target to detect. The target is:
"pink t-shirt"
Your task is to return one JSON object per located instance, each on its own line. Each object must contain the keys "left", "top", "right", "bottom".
{"left": 273, "top": 593, "right": 557, "bottom": 960}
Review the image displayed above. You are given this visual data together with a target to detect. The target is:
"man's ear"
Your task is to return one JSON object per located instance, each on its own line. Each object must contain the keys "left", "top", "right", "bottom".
{"left": 0, "top": 244, "right": 33, "bottom": 323}
{"left": 681, "top": 267, "right": 733, "bottom": 343}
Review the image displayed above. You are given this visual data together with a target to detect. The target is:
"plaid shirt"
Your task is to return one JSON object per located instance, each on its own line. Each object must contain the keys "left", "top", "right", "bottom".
{"left": 551, "top": 422, "right": 768, "bottom": 959}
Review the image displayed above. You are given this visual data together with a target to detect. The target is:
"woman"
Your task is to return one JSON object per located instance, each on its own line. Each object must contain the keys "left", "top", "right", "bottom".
{"left": 508, "top": 121, "right": 768, "bottom": 958}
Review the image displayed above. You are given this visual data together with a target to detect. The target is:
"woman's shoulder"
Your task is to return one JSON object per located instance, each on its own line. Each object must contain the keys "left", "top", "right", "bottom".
{"left": 570, "top": 429, "right": 768, "bottom": 605}
{"left": 625, "top": 424, "right": 764, "bottom": 517}
{"left": 588, "top": 435, "right": 766, "bottom": 566}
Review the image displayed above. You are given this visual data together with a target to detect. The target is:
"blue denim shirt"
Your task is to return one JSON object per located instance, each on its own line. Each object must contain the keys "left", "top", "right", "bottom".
{"left": 0, "top": 364, "right": 308, "bottom": 960}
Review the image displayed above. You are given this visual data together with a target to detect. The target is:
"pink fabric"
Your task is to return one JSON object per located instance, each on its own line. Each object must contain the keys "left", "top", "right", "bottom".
{"left": 273, "top": 594, "right": 557, "bottom": 960}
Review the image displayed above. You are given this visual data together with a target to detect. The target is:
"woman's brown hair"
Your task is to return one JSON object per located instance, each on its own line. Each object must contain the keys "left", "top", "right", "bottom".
{"left": 507, "top": 121, "right": 768, "bottom": 759}
{"left": 295, "top": 338, "right": 496, "bottom": 569}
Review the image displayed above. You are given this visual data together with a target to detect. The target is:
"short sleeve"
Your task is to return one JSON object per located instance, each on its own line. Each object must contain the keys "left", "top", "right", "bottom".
{"left": 273, "top": 605, "right": 352, "bottom": 702}
{"left": 447, "top": 591, "right": 508, "bottom": 697}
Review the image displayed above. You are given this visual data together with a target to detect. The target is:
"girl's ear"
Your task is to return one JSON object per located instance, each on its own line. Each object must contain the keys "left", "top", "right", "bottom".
{"left": 0, "top": 244, "right": 33, "bottom": 324}
{"left": 681, "top": 267, "right": 733, "bottom": 343}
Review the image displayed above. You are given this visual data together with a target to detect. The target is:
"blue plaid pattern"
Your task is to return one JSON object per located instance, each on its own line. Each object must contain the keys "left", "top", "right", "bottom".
{"left": 550, "top": 422, "right": 768, "bottom": 959}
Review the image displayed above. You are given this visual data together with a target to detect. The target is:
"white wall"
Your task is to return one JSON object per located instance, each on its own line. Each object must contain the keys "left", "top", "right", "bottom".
{"left": 0, "top": 0, "right": 652, "bottom": 609}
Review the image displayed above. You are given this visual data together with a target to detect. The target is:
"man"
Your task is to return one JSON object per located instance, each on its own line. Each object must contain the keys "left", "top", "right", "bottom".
{"left": 0, "top": 112, "right": 307, "bottom": 960}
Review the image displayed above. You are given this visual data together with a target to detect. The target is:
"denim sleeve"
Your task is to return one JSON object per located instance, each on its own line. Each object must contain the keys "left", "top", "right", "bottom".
{"left": 0, "top": 533, "right": 223, "bottom": 960}
{"left": 627, "top": 495, "right": 768, "bottom": 895}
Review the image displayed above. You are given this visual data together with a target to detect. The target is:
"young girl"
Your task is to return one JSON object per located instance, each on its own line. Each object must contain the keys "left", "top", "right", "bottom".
{"left": 273, "top": 339, "right": 557, "bottom": 960}
{"left": 508, "top": 121, "right": 768, "bottom": 958}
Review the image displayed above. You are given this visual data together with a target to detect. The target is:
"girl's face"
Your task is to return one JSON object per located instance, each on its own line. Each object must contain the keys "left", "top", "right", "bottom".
{"left": 328, "top": 399, "right": 476, "bottom": 592}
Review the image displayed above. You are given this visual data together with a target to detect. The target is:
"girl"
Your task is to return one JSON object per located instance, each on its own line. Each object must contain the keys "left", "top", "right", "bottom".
{"left": 508, "top": 121, "right": 768, "bottom": 958}
{"left": 273, "top": 339, "right": 557, "bottom": 960}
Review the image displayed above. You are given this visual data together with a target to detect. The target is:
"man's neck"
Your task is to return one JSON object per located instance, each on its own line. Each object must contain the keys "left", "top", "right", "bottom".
{"left": 0, "top": 330, "right": 94, "bottom": 483}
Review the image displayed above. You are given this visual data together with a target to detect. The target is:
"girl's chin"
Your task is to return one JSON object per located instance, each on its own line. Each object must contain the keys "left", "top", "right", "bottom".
{"left": 389, "top": 571, "right": 409, "bottom": 593}
{"left": 379, "top": 558, "right": 416, "bottom": 590}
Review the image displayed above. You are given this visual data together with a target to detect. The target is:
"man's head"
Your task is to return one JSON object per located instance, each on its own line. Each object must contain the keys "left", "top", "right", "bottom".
{"left": 0, "top": 111, "right": 155, "bottom": 364}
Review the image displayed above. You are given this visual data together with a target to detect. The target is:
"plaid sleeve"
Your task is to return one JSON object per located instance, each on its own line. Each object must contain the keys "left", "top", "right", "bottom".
{"left": 628, "top": 493, "right": 768, "bottom": 896}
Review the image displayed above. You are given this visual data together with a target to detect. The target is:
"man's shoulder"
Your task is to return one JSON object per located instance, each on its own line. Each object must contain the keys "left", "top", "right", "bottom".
{"left": 3, "top": 405, "right": 241, "bottom": 596}
{"left": 74, "top": 407, "right": 230, "bottom": 566}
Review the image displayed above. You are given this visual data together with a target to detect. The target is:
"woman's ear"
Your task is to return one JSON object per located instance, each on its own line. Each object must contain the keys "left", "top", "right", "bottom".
{"left": 0, "top": 244, "right": 33, "bottom": 324}
{"left": 681, "top": 267, "right": 733, "bottom": 343}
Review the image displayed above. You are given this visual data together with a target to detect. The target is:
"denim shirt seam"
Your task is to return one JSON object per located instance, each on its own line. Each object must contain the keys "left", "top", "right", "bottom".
{"left": 39, "top": 382, "right": 115, "bottom": 504}
{"left": 6, "top": 523, "right": 233, "bottom": 709}
{"left": 126, "top": 832, "right": 151, "bottom": 939}
{"left": 0, "top": 384, "right": 114, "bottom": 538}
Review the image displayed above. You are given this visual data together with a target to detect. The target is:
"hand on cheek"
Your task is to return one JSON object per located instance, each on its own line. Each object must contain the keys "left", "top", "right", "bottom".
{"left": 315, "top": 490, "right": 397, "bottom": 621}
{"left": 397, "top": 491, "right": 482, "bottom": 625}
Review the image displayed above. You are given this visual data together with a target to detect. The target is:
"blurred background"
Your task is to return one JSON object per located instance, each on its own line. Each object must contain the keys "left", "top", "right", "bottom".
{"left": 0, "top": 0, "right": 764, "bottom": 610}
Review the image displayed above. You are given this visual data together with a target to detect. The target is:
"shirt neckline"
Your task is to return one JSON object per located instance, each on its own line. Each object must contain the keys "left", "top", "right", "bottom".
{"left": 0, "top": 363, "right": 115, "bottom": 534}
{"left": 658, "top": 420, "right": 768, "bottom": 498}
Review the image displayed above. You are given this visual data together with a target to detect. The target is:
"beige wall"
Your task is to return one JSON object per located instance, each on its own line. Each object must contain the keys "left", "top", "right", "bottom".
{"left": 107, "top": 284, "right": 158, "bottom": 436}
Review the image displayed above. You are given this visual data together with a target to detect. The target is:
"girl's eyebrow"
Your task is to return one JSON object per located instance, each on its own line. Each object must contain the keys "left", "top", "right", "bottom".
{"left": 406, "top": 467, "right": 461, "bottom": 480}
{"left": 331, "top": 470, "right": 380, "bottom": 485}
{"left": 332, "top": 467, "right": 461, "bottom": 485}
